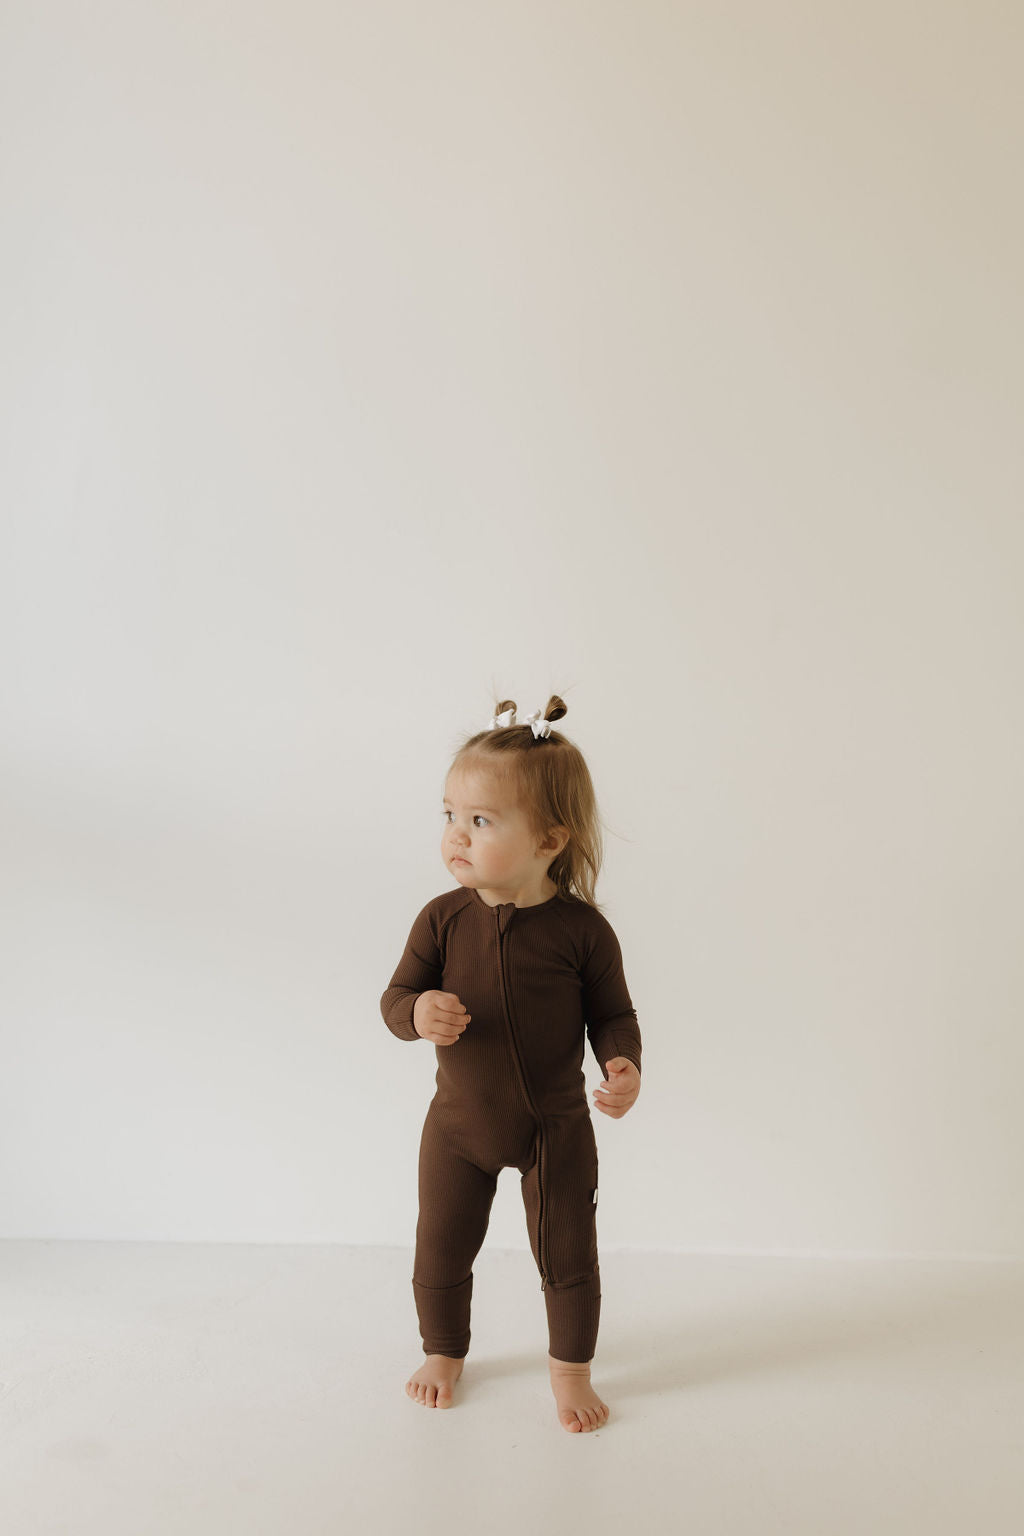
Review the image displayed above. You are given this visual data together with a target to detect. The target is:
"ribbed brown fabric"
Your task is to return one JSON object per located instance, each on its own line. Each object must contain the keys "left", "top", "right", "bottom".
{"left": 380, "top": 885, "right": 642, "bottom": 1364}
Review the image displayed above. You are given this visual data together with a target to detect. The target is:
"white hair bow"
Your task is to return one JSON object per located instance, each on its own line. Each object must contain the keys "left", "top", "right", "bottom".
{"left": 486, "top": 706, "right": 552, "bottom": 739}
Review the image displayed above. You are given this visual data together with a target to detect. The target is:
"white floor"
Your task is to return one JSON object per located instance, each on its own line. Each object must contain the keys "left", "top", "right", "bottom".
{"left": 1, "top": 1242, "right": 1022, "bottom": 1535}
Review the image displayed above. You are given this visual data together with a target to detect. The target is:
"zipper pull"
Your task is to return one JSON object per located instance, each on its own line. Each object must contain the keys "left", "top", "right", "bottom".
{"left": 541, "top": 1274, "right": 547, "bottom": 1291}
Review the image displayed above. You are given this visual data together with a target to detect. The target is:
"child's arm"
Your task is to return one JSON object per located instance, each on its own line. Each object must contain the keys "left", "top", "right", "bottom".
{"left": 581, "top": 911, "right": 642, "bottom": 1082}
{"left": 380, "top": 901, "right": 444, "bottom": 1041}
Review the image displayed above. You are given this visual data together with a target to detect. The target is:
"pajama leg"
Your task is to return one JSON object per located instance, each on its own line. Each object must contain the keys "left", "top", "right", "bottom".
{"left": 412, "top": 1106, "right": 499, "bottom": 1359}
{"left": 519, "top": 1116, "right": 602, "bottom": 1363}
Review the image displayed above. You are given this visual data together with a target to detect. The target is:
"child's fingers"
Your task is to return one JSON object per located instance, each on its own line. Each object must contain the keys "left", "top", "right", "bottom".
{"left": 436, "top": 1011, "right": 470, "bottom": 1035}
{"left": 593, "top": 1095, "right": 627, "bottom": 1117}
{"left": 436, "top": 1001, "right": 469, "bottom": 1026}
{"left": 594, "top": 1081, "right": 634, "bottom": 1104}
{"left": 433, "top": 1020, "right": 468, "bottom": 1044}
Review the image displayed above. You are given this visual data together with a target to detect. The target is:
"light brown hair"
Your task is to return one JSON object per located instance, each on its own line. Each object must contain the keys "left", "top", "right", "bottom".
{"left": 448, "top": 694, "right": 605, "bottom": 908}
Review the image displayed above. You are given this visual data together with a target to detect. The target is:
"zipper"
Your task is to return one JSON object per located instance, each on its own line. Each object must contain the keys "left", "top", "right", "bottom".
{"left": 494, "top": 903, "right": 548, "bottom": 1290}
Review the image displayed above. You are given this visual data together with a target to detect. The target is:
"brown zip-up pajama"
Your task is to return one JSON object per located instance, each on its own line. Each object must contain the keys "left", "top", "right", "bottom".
{"left": 380, "top": 885, "right": 642, "bottom": 1364}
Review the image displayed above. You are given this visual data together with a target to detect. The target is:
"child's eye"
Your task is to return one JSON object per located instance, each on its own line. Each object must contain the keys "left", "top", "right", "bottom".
{"left": 442, "top": 811, "right": 489, "bottom": 827}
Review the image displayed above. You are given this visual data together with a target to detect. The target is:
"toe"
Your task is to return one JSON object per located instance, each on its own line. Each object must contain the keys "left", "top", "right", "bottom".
{"left": 437, "top": 1385, "right": 453, "bottom": 1408}
{"left": 425, "top": 1386, "right": 437, "bottom": 1407}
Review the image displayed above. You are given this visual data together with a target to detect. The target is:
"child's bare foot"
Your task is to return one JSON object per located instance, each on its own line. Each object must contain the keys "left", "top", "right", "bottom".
{"left": 548, "top": 1353, "right": 610, "bottom": 1432}
{"left": 405, "top": 1353, "right": 465, "bottom": 1408}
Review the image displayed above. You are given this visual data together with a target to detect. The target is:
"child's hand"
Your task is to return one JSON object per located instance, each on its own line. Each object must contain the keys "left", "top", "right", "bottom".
{"left": 413, "top": 990, "right": 471, "bottom": 1046}
{"left": 593, "top": 1058, "right": 640, "bottom": 1118}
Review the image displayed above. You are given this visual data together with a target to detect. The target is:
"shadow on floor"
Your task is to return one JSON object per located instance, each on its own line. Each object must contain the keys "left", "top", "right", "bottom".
{"left": 588, "top": 1261, "right": 1024, "bottom": 1398}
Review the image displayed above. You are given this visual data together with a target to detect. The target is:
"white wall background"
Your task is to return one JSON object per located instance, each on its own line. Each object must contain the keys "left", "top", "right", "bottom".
{"left": 2, "top": 1, "right": 1021, "bottom": 1259}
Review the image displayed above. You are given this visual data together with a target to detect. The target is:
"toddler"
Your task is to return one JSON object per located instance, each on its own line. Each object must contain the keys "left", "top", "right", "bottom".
{"left": 380, "top": 694, "right": 642, "bottom": 1433}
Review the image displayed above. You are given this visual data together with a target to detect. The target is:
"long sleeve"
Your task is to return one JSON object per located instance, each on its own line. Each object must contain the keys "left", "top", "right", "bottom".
{"left": 380, "top": 900, "right": 444, "bottom": 1042}
{"left": 581, "top": 911, "right": 642, "bottom": 1079}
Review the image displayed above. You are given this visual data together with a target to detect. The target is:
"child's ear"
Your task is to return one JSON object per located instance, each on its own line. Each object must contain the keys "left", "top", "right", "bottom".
{"left": 545, "top": 825, "right": 570, "bottom": 856}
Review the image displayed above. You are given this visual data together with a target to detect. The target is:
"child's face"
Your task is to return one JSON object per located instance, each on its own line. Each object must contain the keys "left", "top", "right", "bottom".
{"left": 441, "top": 767, "right": 558, "bottom": 894}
